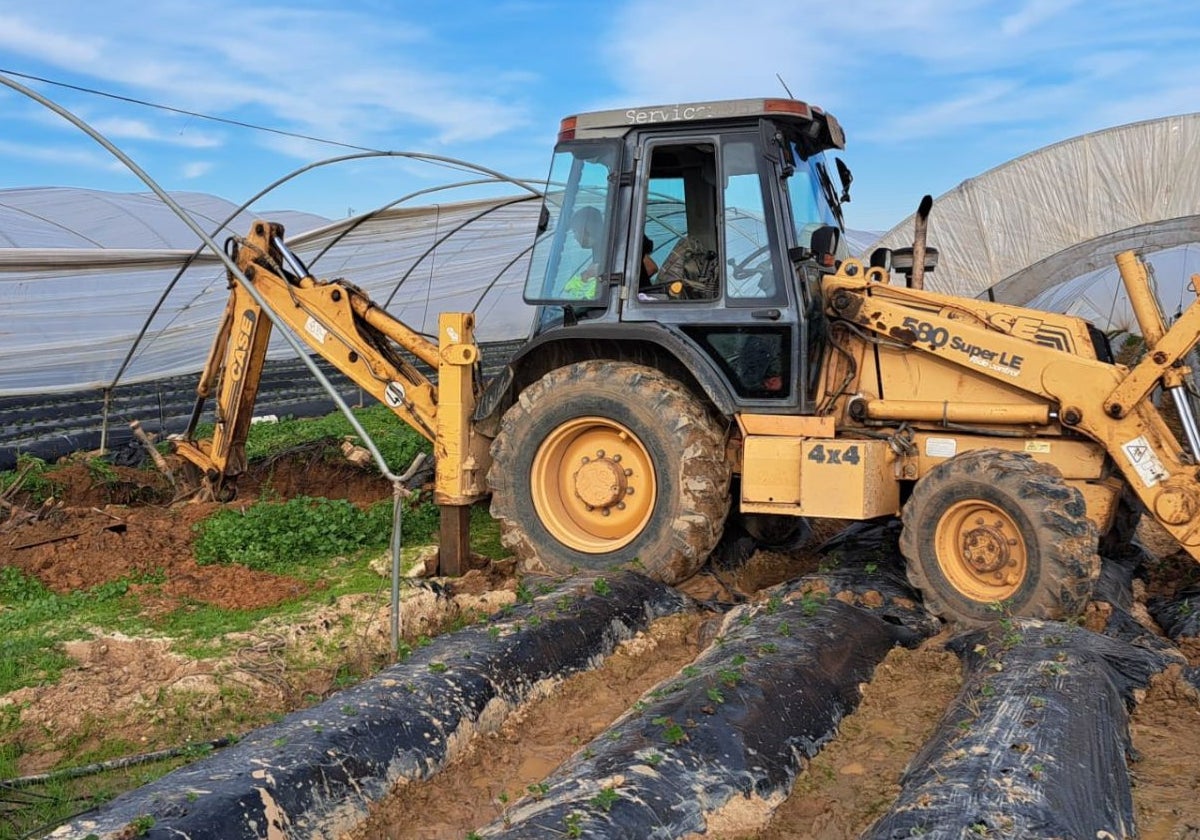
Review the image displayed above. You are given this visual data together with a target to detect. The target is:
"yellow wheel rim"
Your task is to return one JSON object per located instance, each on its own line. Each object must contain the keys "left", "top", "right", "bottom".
{"left": 530, "top": 416, "right": 656, "bottom": 553}
{"left": 934, "top": 499, "right": 1028, "bottom": 603}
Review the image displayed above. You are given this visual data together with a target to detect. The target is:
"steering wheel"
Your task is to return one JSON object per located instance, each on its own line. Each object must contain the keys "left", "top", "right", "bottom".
{"left": 729, "top": 244, "right": 772, "bottom": 280}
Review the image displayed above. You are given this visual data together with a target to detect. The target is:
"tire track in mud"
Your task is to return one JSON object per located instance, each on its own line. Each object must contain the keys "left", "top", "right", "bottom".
{"left": 746, "top": 642, "right": 963, "bottom": 839}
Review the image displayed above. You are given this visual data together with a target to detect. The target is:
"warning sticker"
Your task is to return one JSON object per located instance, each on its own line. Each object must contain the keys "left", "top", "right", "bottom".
{"left": 1024, "top": 441, "right": 1051, "bottom": 454}
{"left": 384, "top": 381, "right": 406, "bottom": 408}
{"left": 1121, "top": 435, "right": 1169, "bottom": 488}
{"left": 925, "top": 437, "right": 957, "bottom": 459}
{"left": 304, "top": 316, "right": 328, "bottom": 344}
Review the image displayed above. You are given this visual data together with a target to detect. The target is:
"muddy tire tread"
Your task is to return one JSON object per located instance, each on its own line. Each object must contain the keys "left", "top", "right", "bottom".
{"left": 488, "top": 361, "right": 730, "bottom": 583}
{"left": 899, "top": 448, "right": 1100, "bottom": 627}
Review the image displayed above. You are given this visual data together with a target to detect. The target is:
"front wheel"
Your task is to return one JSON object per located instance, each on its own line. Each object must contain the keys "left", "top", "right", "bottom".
{"left": 488, "top": 361, "right": 731, "bottom": 583}
{"left": 899, "top": 449, "right": 1100, "bottom": 627}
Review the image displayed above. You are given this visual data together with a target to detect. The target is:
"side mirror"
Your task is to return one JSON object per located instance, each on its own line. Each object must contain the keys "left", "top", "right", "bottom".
{"left": 810, "top": 225, "right": 841, "bottom": 268}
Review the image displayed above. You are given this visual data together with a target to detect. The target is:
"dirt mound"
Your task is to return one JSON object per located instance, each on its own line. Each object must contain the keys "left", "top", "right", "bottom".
{"left": 1, "top": 451, "right": 390, "bottom": 610}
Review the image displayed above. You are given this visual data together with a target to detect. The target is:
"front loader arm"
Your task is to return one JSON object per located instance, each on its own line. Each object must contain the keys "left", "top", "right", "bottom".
{"left": 823, "top": 256, "right": 1200, "bottom": 558}
{"left": 175, "top": 221, "right": 491, "bottom": 512}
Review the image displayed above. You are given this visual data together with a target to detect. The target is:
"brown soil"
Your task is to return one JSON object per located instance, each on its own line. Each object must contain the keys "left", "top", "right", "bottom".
{"left": 3, "top": 453, "right": 1200, "bottom": 838}
{"left": 347, "top": 612, "right": 706, "bottom": 839}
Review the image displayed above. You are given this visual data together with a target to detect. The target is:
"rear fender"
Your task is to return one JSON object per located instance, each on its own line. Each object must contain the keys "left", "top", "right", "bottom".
{"left": 475, "top": 322, "right": 736, "bottom": 429}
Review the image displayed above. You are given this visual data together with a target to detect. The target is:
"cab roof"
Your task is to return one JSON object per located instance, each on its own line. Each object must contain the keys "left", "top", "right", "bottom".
{"left": 559, "top": 97, "right": 845, "bottom": 151}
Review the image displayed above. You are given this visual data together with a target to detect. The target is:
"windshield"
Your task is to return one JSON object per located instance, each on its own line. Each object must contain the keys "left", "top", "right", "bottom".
{"left": 784, "top": 142, "right": 844, "bottom": 255}
{"left": 523, "top": 141, "right": 620, "bottom": 304}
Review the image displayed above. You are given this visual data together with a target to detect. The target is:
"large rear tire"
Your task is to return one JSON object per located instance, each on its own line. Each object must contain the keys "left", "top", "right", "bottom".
{"left": 899, "top": 449, "right": 1100, "bottom": 627}
{"left": 488, "top": 361, "right": 731, "bottom": 583}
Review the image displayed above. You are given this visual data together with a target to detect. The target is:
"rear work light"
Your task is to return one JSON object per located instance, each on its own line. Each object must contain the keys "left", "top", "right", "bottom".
{"left": 557, "top": 116, "right": 577, "bottom": 143}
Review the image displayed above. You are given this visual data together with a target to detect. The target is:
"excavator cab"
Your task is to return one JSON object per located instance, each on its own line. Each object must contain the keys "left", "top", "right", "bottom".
{"left": 519, "top": 98, "right": 850, "bottom": 414}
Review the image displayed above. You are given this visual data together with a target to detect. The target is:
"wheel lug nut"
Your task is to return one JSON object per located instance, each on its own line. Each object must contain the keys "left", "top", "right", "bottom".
{"left": 626, "top": 487, "right": 634, "bottom": 495}
{"left": 581, "top": 456, "right": 590, "bottom": 464}
{"left": 585, "top": 505, "right": 594, "bottom": 512}
{"left": 597, "top": 450, "right": 605, "bottom": 458}
{"left": 617, "top": 502, "right": 626, "bottom": 510}
{"left": 975, "top": 517, "right": 984, "bottom": 526}
{"left": 624, "top": 468, "right": 633, "bottom": 477}
{"left": 612, "top": 454, "right": 621, "bottom": 462}
{"left": 601, "top": 508, "right": 610, "bottom": 517}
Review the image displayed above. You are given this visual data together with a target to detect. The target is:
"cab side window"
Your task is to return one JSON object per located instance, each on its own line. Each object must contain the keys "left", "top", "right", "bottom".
{"left": 722, "top": 139, "right": 778, "bottom": 300}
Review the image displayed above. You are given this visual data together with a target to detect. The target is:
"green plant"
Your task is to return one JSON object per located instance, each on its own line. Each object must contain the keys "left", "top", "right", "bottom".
{"left": 192, "top": 496, "right": 399, "bottom": 571}
{"left": 564, "top": 812, "right": 583, "bottom": 838}
{"left": 590, "top": 786, "right": 620, "bottom": 812}
{"left": 85, "top": 457, "right": 119, "bottom": 484}
{"left": 128, "top": 815, "right": 156, "bottom": 836}
{"left": 717, "top": 668, "right": 741, "bottom": 687}
{"left": 1, "top": 454, "right": 61, "bottom": 503}
{"left": 592, "top": 577, "right": 612, "bottom": 596}
{"left": 799, "top": 592, "right": 826, "bottom": 617}
{"left": 662, "top": 722, "right": 687, "bottom": 745}
{"left": 645, "top": 752, "right": 664, "bottom": 766}
{"left": 706, "top": 686, "right": 725, "bottom": 704}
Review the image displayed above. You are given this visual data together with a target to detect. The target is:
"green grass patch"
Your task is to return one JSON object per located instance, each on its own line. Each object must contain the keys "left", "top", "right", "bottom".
{"left": 0, "top": 568, "right": 141, "bottom": 696}
{"left": 193, "top": 403, "right": 432, "bottom": 470}
{"left": 193, "top": 496, "right": 394, "bottom": 572}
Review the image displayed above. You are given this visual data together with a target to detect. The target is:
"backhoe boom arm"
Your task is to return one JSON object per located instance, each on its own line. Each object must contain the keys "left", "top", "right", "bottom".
{"left": 174, "top": 221, "right": 491, "bottom": 521}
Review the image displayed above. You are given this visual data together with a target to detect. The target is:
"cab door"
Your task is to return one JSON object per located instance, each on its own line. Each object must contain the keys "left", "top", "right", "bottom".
{"left": 623, "top": 129, "right": 799, "bottom": 411}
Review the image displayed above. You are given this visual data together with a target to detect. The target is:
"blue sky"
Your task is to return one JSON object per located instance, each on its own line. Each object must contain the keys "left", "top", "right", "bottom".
{"left": 1, "top": 0, "right": 1197, "bottom": 232}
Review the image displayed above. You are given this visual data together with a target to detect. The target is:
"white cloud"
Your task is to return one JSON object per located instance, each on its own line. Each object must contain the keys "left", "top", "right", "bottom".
{"left": 0, "top": 14, "right": 99, "bottom": 64}
{"left": 0, "top": 137, "right": 123, "bottom": 172}
{"left": 596, "top": 0, "right": 1200, "bottom": 156}
{"left": 181, "top": 161, "right": 213, "bottom": 179}
{"left": 88, "top": 116, "right": 222, "bottom": 149}
{"left": 0, "top": 3, "right": 529, "bottom": 159}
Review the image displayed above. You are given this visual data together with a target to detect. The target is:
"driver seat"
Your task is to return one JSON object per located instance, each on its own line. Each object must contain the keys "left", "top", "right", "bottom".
{"left": 657, "top": 236, "right": 719, "bottom": 299}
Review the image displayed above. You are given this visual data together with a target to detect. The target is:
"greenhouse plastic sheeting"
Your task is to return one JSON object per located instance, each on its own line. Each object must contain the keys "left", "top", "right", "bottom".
{"left": 0, "top": 188, "right": 541, "bottom": 395}
{"left": 869, "top": 112, "right": 1200, "bottom": 313}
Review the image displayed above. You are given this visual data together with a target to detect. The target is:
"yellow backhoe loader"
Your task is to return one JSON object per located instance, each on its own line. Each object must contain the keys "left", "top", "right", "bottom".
{"left": 174, "top": 97, "right": 1200, "bottom": 627}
